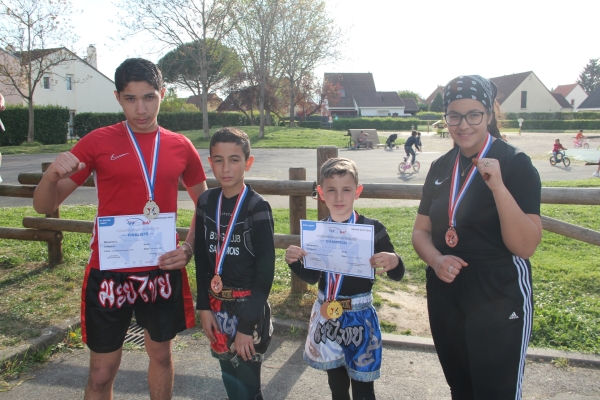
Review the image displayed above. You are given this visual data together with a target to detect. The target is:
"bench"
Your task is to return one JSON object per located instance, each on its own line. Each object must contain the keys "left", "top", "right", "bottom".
{"left": 347, "top": 129, "right": 383, "bottom": 149}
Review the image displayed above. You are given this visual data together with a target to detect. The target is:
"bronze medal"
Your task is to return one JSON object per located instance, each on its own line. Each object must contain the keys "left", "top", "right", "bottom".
{"left": 326, "top": 300, "right": 343, "bottom": 320}
{"left": 144, "top": 200, "right": 160, "bottom": 219}
{"left": 320, "top": 301, "right": 331, "bottom": 320}
{"left": 211, "top": 275, "right": 223, "bottom": 294}
{"left": 445, "top": 227, "right": 458, "bottom": 248}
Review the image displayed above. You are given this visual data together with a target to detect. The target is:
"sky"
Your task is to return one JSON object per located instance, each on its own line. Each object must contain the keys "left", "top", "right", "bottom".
{"left": 70, "top": 0, "right": 600, "bottom": 100}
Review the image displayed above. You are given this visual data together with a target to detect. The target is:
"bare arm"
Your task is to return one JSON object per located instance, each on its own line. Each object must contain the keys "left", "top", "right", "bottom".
{"left": 412, "top": 214, "right": 468, "bottom": 283}
{"left": 476, "top": 158, "right": 542, "bottom": 259}
{"left": 159, "top": 180, "right": 208, "bottom": 270}
{"left": 0, "top": 93, "right": 5, "bottom": 111}
{"left": 33, "top": 152, "right": 85, "bottom": 214}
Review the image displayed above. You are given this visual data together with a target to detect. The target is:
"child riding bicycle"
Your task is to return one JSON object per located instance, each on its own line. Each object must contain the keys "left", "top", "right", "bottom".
{"left": 552, "top": 139, "right": 566, "bottom": 159}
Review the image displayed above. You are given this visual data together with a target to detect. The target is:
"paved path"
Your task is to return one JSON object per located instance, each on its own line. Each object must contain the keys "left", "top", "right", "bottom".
{"left": 1, "top": 132, "right": 599, "bottom": 209}
{"left": 3, "top": 327, "right": 600, "bottom": 400}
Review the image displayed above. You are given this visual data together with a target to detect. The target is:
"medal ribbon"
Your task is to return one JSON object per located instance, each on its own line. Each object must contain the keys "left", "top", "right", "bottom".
{"left": 448, "top": 133, "right": 493, "bottom": 228}
{"left": 324, "top": 211, "right": 358, "bottom": 302}
{"left": 125, "top": 121, "right": 160, "bottom": 202}
{"left": 214, "top": 184, "right": 249, "bottom": 276}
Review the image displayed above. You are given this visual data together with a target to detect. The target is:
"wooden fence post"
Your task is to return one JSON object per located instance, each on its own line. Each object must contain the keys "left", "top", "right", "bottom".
{"left": 289, "top": 168, "right": 308, "bottom": 293}
{"left": 41, "top": 162, "right": 63, "bottom": 266}
{"left": 316, "top": 146, "right": 338, "bottom": 221}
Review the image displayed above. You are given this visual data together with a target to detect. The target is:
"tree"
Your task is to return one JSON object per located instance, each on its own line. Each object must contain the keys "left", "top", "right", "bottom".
{"left": 160, "top": 87, "right": 199, "bottom": 112}
{"left": 115, "top": 0, "right": 239, "bottom": 138}
{"left": 275, "top": 0, "right": 343, "bottom": 127}
{"left": 430, "top": 92, "right": 444, "bottom": 112}
{"left": 157, "top": 39, "right": 241, "bottom": 101}
{"left": 231, "top": 0, "right": 282, "bottom": 138}
{"left": 577, "top": 58, "right": 600, "bottom": 94}
{"left": 397, "top": 90, "right": 422, "bottom": 102}
{"left": 0, "top": 0, "right": 78, "bottom": 143}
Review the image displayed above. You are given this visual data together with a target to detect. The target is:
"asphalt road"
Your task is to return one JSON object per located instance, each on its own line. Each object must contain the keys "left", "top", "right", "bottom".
{"left": 3, "top": 328, "right": 600, "bottom": 400}
{"left": 0, "top": 144, "right": 596, "bottom": 209}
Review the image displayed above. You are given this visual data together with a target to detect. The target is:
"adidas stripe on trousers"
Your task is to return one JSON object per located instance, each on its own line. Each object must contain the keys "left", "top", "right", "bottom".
{"left": 426, "top": 256, "right": 533, "bottom": 400}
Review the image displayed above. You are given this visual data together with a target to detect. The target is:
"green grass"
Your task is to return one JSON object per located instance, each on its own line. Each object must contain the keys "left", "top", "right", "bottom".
{"left": 0, "top": 203, "right": 599, "bottom": 354}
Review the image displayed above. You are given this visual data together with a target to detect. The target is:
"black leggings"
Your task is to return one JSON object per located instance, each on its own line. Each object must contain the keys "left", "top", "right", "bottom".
{"left": 219, "top": 359, "right": 263, "bottom": 400}
{"left": 327, "top": 366, "right": 375, "bottom": 400}
{"left": 404, "top": 146, "right": 416, "bottom": 164}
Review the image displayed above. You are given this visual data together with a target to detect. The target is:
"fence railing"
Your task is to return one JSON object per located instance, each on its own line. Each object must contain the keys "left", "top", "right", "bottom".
{"left": 1, "top": 146, "right": 600, "bottom": 292}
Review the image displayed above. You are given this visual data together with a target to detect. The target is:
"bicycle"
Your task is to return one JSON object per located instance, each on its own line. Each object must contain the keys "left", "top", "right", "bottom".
{"left": 573, "top": 138, "right": 589, "bottom": 149}
{"left": 398, "top": 154, "right": 421, "bottom": 173}
{"left": 549, "top": 151, "right": 570, "bottom": 167}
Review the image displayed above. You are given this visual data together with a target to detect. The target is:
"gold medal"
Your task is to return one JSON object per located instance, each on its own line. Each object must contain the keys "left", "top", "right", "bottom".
{"left": 327, "top": 300, "right": 343, "bottom": 319}
{"left": 320, "top": 301, "right": 330, "bottom": 319}
{"left": 211, "top": 275, "right": 223, "bottom": 294}
{"left": 144, "top": 200, "right": 160, "bottom": 219}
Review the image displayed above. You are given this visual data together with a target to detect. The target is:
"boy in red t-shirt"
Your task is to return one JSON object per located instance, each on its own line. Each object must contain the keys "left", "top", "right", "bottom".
{"left": 552, "top": 139, "right": 566, "bottom": 157}
{"left": 33, "top": 58, "right": 208, "bottom": 399}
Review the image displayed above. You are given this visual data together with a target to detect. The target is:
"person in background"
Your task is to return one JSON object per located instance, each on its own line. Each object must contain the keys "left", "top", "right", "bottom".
{"left": 415, "top": 131, "right": 423, "bottom": 152}
{"left": 404, "top": 130, "right": 419, "bottom": 165}
{"left": 552, "top": 139, "right": 567, "bottom": 158}
{"left": 412, "top": 74, "right": 542, "bottom": 400}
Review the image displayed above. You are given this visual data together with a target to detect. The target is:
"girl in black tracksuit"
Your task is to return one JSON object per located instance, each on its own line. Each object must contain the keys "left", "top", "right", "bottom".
{"left": 412, "top": 75, "right": 542, "bottom": 400}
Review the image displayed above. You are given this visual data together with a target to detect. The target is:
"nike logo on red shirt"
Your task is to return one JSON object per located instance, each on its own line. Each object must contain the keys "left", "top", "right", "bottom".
{"left": 110, "top": 153, "right": 129, "bottom": 160}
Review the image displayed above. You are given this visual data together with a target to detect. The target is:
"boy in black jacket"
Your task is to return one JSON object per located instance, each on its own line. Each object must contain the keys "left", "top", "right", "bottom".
{"left": 285, "top": 157, "right": 405, "bottom": 400}
{"left": 195, "top": 127, "right": 275, "bottom": 400}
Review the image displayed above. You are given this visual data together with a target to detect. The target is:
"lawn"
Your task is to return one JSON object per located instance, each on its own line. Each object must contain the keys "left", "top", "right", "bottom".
{"left": 0, "top": 126, "right": 405, "bottom": 155}
{"left": 1, "top": 201, "right": 599, "bottom": 354}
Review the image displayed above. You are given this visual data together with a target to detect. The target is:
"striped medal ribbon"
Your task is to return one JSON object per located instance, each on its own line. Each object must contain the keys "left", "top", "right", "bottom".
{"left": 125, "top": 121, "right": 161, "bottom": 219}
{"left": 210, "top": 184, "right": 249, "bottom": 294}
{"left": 320, "top": 211, "right": 358, "bottom": 319}
{"left": 446, "top": 133, "right": 493, "bottom": 247}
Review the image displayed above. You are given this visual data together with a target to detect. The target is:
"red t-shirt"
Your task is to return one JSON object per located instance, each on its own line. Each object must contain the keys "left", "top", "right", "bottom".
{"left": 70, "top": 122, "right": 206, "bottom": 271}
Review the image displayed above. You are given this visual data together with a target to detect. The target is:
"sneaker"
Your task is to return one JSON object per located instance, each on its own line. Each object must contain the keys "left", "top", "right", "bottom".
{"left": 593, "top": 172, "right": 599, "bottom": 177}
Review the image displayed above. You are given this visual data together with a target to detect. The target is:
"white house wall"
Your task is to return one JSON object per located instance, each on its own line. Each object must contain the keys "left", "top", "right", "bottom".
{"left": 360, "top": 107, "right": 405, "bottom": 116}
{"left": 567, "top": 85, "right": 588, "bottom": 110}
{"left": 33, "top": 54, "right": 121, "bottom": 113}
{"left": 501, "top": 73, "right": 561, "bottom": 113}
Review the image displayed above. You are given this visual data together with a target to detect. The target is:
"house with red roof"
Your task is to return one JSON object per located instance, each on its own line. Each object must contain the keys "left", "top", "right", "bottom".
{"left": 323, "top": 73, "right": 412, "bottom": 117}
{"left": 552, "top": 84, "right": 588, "bottom": 110}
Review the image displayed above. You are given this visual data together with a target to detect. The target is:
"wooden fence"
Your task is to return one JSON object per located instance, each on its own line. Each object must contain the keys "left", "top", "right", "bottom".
{"left": 1, "top": 146, "right": 600, "bottom": 293}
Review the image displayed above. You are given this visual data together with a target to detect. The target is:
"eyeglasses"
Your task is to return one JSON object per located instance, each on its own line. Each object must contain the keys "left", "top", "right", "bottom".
{"left": 443, "top": 112, "right": 485, "bottom": 126}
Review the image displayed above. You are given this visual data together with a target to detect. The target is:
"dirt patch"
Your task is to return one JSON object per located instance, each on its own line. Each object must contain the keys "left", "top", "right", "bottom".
{"left": 378, "top": 288, "right": 431, "bottom": 337}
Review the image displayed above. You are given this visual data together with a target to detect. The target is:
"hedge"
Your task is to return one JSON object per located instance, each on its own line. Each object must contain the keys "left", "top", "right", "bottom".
{"left": 331, "top": 117, "right": 423, "bottom": 131}
{"left": 74, "top": 111, "right": 254, "bottom": 137}
{"left": 503, "top": 120, "right": 600, "bottom": 130}
{"left": 73, "top": 111, "right": 284, "bottom": 137}
{"left": 503, "top": 112, "right": 600, "bottom": 121}
{"left": 298, "top": 121, "right": 321, "bottom": 129}
{"left": 0, "top": 105, "right": 70, "bottom": 145}
{"left": 416, "top": 112, "right": 443, "bottom": 120}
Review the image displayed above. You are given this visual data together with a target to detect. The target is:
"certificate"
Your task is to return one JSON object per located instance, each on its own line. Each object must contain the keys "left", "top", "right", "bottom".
{"left": 300, "top": 220, "right": 374, "bottom": 279}
{"left": 97, "top": 213, "right": 177, "bottom": 271}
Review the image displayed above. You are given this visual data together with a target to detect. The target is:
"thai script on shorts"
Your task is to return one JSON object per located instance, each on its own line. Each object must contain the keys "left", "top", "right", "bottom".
{"left": 314, "top": 319, "right": 364, "bottom": 347}
{"left": 98, "top": 273, "right": 172, "bottom": 308}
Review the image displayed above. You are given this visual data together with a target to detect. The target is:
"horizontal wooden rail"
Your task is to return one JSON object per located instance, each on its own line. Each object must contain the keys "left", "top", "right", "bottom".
{"left": 0, "top": 184, "right": 37, "bottom": 198}
{"left": 15, "top": 175, "right": 600, "bottom": 204}
{"left": 22, "top": 217, "right": 300, "bottom": 248}
{"left": 0, "top": 227, "right": 62, "bottom": 242}
{"left": 540, "top": 215, "right": 600, "bottom": 246}
{"left": 17, "top": 174, "right": 315, "bottom": 197}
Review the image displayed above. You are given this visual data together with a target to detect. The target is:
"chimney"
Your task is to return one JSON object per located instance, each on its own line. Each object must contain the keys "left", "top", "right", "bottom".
{"left": 86, "top": 45, "right": 97, "bottom": 69}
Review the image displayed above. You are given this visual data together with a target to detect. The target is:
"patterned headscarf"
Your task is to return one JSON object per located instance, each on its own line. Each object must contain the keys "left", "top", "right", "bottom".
{"left": 443, "top": 75, "right": 498, "bottom": 113}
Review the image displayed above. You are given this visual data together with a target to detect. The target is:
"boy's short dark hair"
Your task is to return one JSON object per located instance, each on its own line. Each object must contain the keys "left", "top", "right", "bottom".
{"left": 210, "top": 127, "right": 251, "bottom": 159}
{"left": 114, "top": 58, "right": 163, "bottom": 93}
{"left": 320, "top": 158, "right": 359, "bottom": 185}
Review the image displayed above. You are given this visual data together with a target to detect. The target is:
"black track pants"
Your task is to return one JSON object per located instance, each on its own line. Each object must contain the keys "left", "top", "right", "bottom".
{"left": 426, "top": 256, "right": 533, "bottom": 400}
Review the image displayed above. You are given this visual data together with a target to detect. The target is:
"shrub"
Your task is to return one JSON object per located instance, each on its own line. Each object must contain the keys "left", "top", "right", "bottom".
{"left": 298, "top": 121, "right": 321, "bottom": 129}
{"left": 0, "top": 105, "right": 69, "bottom": 145}
{"left": 332, "top": 117, "right": 422, "bottom": 131}
{"left": 500, "top": 120, "right": 600, "bottom": 130}
{"left": 503, "top": 112, "right": 600, "bottom": 121}
{"left": 74, "top": 111, "right": 258, "bottom": 137}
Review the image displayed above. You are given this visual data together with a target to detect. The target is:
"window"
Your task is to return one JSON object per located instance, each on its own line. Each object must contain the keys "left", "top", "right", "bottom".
{"left": 43, "top": 76, "right": 50, "bottom": 90}
{"left": 339, "top": 90, "right": 346, "bottom": 98}
{"left": 571, "top": 99, "right": 575, "bottom": 106}
{"left": 66, "top": 75, "right": 73, "bottom": 91}
{"left": 520, "top": 91, "right": 527, "bottom": 109}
